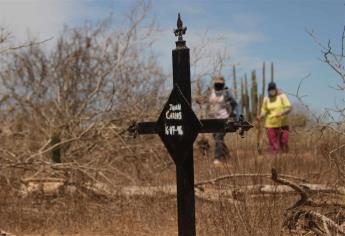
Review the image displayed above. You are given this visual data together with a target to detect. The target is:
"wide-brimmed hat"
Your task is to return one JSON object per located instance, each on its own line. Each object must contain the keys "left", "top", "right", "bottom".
{"left": 213, "top": 75, "right": 225, "bottom": 84}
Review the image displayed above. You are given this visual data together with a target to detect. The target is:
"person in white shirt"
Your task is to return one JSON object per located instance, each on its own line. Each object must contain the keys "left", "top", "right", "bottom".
{"left": 209, "top": 75, "right": 239, "bottom": 165}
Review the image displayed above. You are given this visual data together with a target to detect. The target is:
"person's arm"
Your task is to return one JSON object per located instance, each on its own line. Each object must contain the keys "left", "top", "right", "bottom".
{"left": 257, "top": 97, "right": 268, "bottom": 121}
{"left": 279, "top": 107, "right": 292, "bottom": 116}
{"left": 225, "top": 90, "right": 240, "bottom": 119}
{"left": 276, "top": 94, "right": 292, "bottom": 117}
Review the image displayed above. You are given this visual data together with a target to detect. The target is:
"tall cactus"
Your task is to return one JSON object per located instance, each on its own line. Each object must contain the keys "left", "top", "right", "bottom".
{"left": 232, "top": 65, "right": 238, "bottom": 99}
{"left": 262, "top": 62, "right": 266, "bottom": 98}
{"left": 209, "top": 61, "right": 274, "bottom": 121}
{"left": 271, "top": 62, "right": 274, "bottom": 82}
{"left": 259, "top": 61, "right": 266, "bottom": 111}
{"left": 240, "top": 77, "right": 244, "bottom": 115}
{"left": 234, "top": 61, "right": 274, "bottom": 121}
{"left": 251, "top": 70, "right": 258, "bottom": 118}
{"left": 244, "top": 74, "right": 251, "bottom": 121}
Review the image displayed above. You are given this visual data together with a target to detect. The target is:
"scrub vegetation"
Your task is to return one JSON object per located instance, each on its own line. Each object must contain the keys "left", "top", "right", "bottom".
{"left": 0, "top": 1, "right": 344, "bottom": 236}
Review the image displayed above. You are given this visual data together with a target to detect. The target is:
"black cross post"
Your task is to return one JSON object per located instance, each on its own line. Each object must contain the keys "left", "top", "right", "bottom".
{"left": 129, "top": 14, "right": 252, "bottom": 236}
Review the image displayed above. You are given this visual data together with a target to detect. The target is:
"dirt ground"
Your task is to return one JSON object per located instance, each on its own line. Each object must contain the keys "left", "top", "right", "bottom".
{"left": 0, "top": 130, "right": 341, "bottom": 236}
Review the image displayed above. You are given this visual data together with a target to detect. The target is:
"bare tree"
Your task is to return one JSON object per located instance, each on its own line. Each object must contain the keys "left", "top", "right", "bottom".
{"left": 0, "top": 2, "right": 169, "bottom": 189}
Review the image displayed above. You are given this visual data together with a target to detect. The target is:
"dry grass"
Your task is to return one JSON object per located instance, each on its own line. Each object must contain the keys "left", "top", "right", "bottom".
{"left": 0, "top": 126, "right": 343, "bottom": 236}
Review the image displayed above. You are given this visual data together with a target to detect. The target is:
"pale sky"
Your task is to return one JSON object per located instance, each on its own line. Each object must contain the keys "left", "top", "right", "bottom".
{"left": 0, "top": 0, "right": 344, "bottom": 112}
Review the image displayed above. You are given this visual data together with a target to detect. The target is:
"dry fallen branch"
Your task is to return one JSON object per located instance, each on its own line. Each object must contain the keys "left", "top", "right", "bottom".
{"left": 271, "top": 168, "right": 345, "bottom": 209}
{"left": 272, "top": 168, "right": 345, "bottom": 235}
{"left": 288, "top": 210, "right": 345, "bottom": 236}
{"left": 195, "top": 172, "right": 308, "bottom": 188}
{"left": 271, "top": 168, "right": 309, "bottom": 209}
{"left": 306, "top": 211, "right": 345, "bottom": 236}
{"left": 0, "top": 230, "right": 16, "bottom": 236}
{"left": 18, "top": 178, "right": 345, "bottom": 204}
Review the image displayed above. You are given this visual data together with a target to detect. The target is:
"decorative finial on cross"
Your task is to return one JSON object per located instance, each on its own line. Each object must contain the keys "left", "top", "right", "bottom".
{"left": 174, "top": 13, "right": 187, "bottom": 47}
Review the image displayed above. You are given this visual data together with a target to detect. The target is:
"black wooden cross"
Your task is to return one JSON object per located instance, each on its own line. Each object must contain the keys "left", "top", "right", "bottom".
{"left": 129, "top": 14, "right": 252, "bottom": 236}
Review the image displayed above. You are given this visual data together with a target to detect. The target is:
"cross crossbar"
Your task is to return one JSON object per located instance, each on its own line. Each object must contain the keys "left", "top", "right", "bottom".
{"left": 136, "top": 118, "right": 252, "bottom": 135}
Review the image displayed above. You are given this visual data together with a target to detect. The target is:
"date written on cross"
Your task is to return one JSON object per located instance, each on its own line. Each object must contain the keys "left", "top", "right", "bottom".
{"left": 165, "top": 103, "right": 183, "bottom": 136}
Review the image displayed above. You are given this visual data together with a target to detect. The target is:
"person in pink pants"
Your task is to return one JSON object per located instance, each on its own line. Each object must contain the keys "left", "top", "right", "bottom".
{"left": 266, "top": 126, "right": 289, "bottom": 153}
{"left": 257, "top": 82, "right": 292, "bottom": 154}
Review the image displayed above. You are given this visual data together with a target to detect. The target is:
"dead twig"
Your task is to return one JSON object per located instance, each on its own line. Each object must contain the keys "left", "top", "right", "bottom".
{"left": 306, "top": 211, "right": 345, "bottom": 236}
{"left": 271, "top": 168, "right": 309, "bottom": 209}
{"left": 272, "top": 168, "right": 345, "bottom": 235}
{"left": 0, "top": 37, "right": 53, "bottom": 54}
{"left": 195, "top": 172, "right": 308, "bottom": 188}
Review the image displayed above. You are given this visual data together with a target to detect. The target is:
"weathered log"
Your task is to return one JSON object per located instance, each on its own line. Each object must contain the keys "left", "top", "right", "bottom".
{"left": 19, "top": 179, "right": 345, "bottom": 202}
{"left": 0, "top": 230, "right": 16, "bottom": 236}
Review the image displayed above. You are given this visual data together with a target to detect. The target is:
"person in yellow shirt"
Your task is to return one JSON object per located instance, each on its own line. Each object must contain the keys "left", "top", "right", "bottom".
{"left": 257, "top": 82, "right": 292, "bottom": 154}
